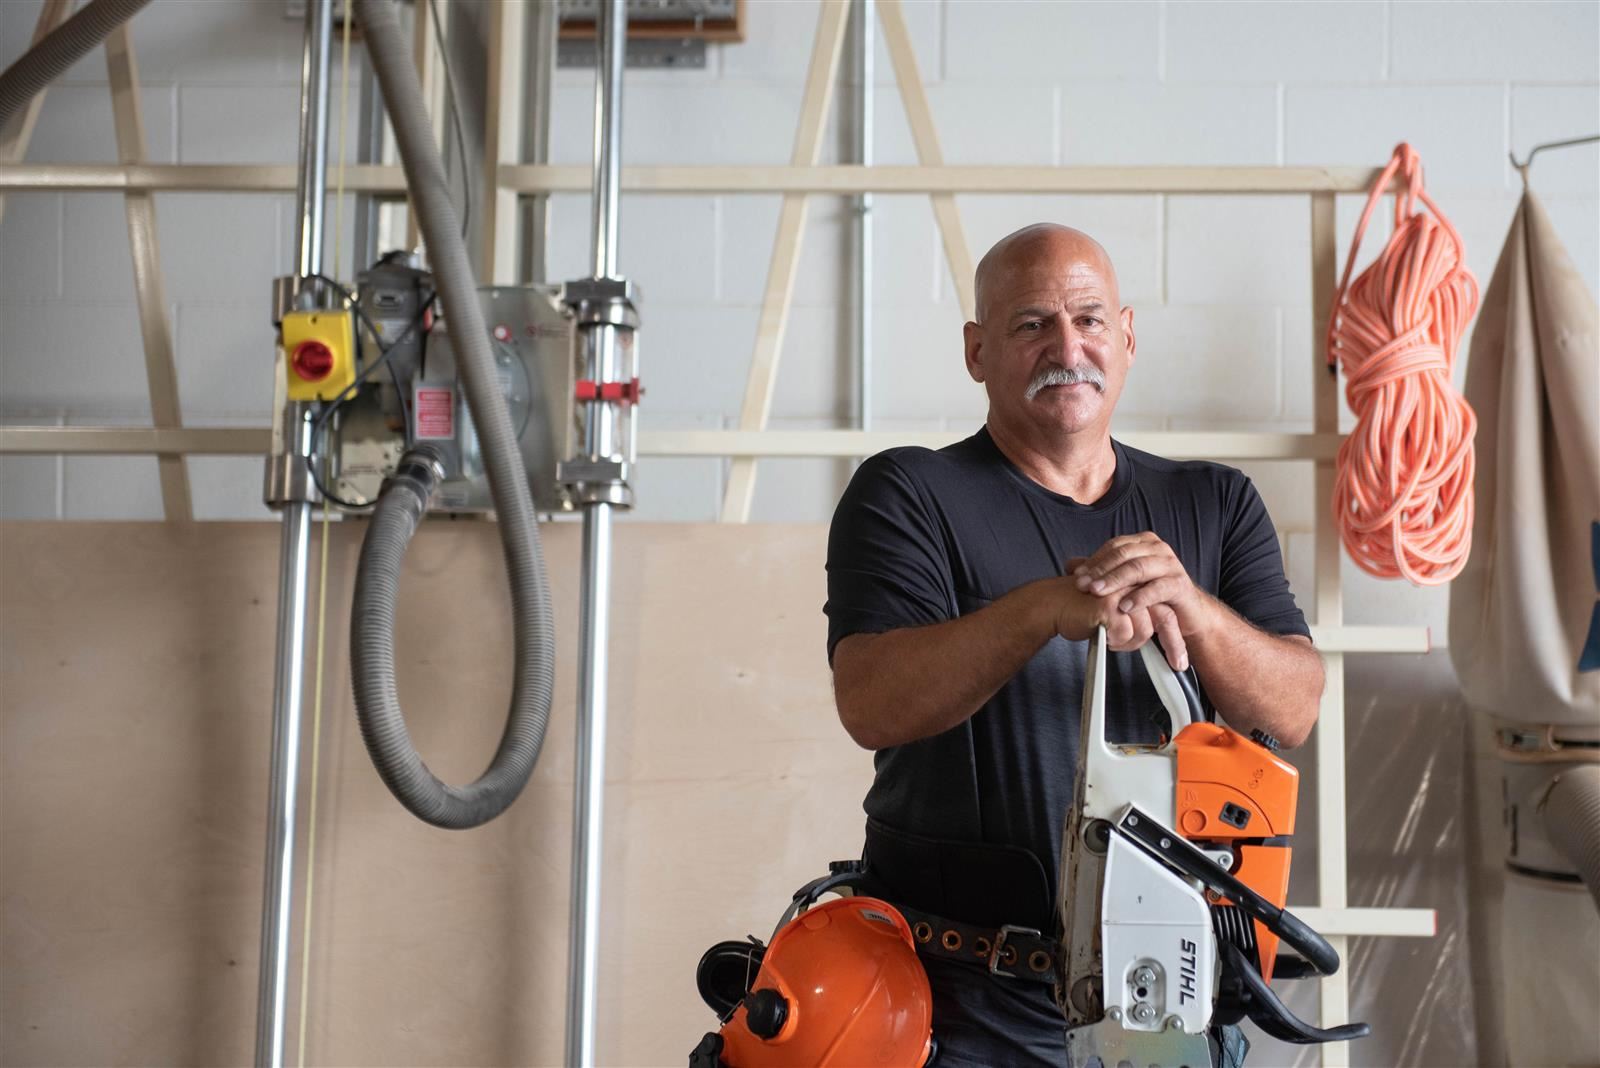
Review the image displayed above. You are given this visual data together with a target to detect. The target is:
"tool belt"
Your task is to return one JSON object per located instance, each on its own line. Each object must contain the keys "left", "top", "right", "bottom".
{"left": 894, "top": 901, "right": 1059, "bottom": 985}
{"left": 859, "top": 818, "right": 1062, "bottom": 987}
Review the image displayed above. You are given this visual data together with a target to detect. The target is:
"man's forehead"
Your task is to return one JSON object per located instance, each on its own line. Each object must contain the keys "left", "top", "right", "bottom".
{"left": 993, "top": 264, "right": 1116, "bottom": 311}
{"left": 1003, "top": 291, "right": 1107, "bottom": 318}
{"left": 976, "top": 226, "right": 1121, "bottom": 320}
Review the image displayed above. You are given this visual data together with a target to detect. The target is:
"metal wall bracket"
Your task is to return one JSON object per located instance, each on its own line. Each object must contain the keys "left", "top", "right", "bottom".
{"left": 557, "top": 457, "right": 634, "bottom": 507}
{"left": 562, "top": 276, "right": 640, "bottom": 327}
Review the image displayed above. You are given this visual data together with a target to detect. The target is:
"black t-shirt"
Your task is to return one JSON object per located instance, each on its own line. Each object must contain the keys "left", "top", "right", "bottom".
{"left": 824, "top": 426, "right": 1309, "bottom": 901}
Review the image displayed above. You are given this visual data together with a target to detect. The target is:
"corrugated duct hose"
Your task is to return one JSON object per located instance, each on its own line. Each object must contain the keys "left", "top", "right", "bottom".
{"left": 350, "top": 0, "right": 554, "bottom": 829}
{"left": 1544, "top": 766, "right": 1600, "bottom": 912}
{"left": 0, "top": 0, "right": 152, "bottom": 129}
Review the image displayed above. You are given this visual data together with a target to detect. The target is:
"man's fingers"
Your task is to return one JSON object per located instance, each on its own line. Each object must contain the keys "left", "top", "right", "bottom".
{"left": 1081, "top": 551, "right": 1182, "bottom": 595}
{"left": 1116, "top": 575, "right": 1188, "bottom": 613}
{"left": 1151, "top": 604, "right": 1188, "bottom": 671}
{"left": 1075, "top": 534, "right": 1175, "bottom": 590}
{"left": 1074, "top": 545, "right": 1144, "bottom": 587}
{"left": 1071, "top": 534, "right": 1152, "bottom": 579}
{"left": 1108, "top": 606, "right": 1155, "bottom": 652}
{"left": 1103, "top": 614, "right": 1131, "bottom": 648}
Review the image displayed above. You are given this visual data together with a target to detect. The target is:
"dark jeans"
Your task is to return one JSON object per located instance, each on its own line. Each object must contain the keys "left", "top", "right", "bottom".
{"left": 923, "top": 957, "right": 1251, "bottom": 1068}
{"left": 924, "top": 957, "right": 1067, "bottom": 1066}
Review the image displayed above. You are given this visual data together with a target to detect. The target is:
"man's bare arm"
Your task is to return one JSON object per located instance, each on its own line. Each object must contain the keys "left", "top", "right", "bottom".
{"left": 831, "top": 579, "right": 1187, "bottom": 751}
{"left": 1183, "top": 595, "right": 1322, "bottom": 747}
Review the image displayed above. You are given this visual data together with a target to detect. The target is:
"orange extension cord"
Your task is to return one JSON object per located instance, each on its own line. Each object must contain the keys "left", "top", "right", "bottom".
{"left": 1325, "top": 142, "right": 1480, "bottom": 586}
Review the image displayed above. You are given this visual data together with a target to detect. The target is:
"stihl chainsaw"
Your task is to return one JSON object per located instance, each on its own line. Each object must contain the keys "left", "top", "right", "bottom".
{"left": 1056, "top": 626, "right": 1370, "bottom": 1066}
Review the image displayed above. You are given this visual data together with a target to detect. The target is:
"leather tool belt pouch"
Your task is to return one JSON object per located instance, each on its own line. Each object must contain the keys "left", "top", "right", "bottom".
{"left": 860, "top": 818, "right": 1061, "bottom": 987}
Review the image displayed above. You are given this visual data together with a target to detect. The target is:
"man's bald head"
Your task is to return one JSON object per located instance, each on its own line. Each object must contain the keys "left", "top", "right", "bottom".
{"left": 973, "top": 224, "right": 1120, "bottom": 324}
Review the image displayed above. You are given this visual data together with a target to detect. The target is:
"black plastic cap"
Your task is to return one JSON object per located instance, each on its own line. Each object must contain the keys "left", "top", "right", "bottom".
{"left": 743, "top": 988, "right": 789, "bottom": 1040}
{"left": 1249, "top": 727, "right": 1282, "bottom": 752}
{"left": 688, "top": 1032, "right": 726, "bottom": 1068}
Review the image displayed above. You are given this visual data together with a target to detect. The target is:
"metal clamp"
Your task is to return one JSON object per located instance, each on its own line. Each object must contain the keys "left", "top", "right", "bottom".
{"left": 988, "top": 924, "right": 1041, "bottom": 979}
{"left": 557, "top": 458, "right": 634, "bottom": 508}
{"left": 562, "top": 276, "right": 640, "bottom": 329}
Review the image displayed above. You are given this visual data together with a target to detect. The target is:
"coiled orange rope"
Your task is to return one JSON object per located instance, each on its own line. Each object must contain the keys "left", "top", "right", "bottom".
{"left": 1326, "top": 142, "right": 1479, "bottom": 585}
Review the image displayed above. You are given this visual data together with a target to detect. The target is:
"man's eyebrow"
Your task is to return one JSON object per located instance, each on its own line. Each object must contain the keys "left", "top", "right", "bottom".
{"left": 1066, "top": 300, "right": 1106, "bottom": 314}
{"left": 1008, "top": 305, "right": 1059, "bottom": 321}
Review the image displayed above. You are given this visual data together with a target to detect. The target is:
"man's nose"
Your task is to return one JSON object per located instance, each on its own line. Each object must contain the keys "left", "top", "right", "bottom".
{"left": 1038, "top": 316, "right": 1081, "bottom": 355}
{"left": 1052, "top": 321, "right": 1096, "bottom": 363}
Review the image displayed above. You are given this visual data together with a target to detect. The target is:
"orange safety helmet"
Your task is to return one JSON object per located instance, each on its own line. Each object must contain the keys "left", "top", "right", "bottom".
{"left": 692, "top": 893, "right": 935, "bottom": 1067}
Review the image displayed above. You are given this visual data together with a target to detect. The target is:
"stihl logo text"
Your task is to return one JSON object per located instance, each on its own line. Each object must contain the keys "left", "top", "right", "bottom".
{"left": 1178, "top": 939, "right": 1197, "bottom": 1004}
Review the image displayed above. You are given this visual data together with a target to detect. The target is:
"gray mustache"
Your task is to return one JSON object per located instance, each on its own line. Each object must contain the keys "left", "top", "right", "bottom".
{"left": 1025, "top": 365, "right": 1106, "bottom": 400}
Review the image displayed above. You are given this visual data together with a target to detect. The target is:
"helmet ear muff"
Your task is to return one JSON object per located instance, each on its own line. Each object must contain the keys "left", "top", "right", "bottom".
{"left": 695, "top": 939, "right": 766, "bottom": 1019}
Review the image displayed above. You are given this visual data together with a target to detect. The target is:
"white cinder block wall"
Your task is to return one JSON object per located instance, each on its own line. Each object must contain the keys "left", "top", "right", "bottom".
{"left": 2, "top": 0, "right": 1597, "bottom": 634}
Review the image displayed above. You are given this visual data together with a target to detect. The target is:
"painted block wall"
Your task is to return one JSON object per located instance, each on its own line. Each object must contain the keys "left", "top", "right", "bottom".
{"left": 2, "top": 0, "right": 1598, "bottom": 635}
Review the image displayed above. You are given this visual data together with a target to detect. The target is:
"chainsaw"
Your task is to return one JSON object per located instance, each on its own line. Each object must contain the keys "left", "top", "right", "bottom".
{"left": 1055, "top": 626, "right": 1370, "bottom": 1066}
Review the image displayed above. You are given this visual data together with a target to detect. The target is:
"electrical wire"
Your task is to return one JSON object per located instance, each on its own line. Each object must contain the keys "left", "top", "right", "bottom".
{"left": 303, "top": 288, "right": 435, "bottom": 510}
{"left": 305, "top": 269, "right": 429, "bottom": 430}
{"left": 305, "top": 268, "right": 428, "bottom": 428}
{"left": 1325, "top": 142, "right": 1479, "bottom": 586}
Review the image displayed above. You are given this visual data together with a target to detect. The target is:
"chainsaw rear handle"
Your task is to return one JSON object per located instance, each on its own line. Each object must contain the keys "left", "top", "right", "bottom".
{"left": 1271, "top": 909, "right": 1341, "bottom": 978}
{"left": 1223, "top": 943, "right": 1371, "bottom": 1045}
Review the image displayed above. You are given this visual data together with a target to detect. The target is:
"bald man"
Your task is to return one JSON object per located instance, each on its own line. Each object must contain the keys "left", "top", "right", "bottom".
{"left": 824, "top": 224, "right": 1321, "bottom": 1065}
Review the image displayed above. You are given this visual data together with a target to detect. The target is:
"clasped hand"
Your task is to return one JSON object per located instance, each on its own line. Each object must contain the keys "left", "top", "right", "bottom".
{"left": 1050, "top": 532, "right": 1211, "bottom": 671}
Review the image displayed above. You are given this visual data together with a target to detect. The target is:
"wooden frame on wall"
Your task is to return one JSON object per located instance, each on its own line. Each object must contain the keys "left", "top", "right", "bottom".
{"left": 0, "top": 4, "right": 1435, "bottom": 1060}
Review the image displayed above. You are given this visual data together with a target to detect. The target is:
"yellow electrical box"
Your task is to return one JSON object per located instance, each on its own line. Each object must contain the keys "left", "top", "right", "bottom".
{"left": 282, "top": 309, "right": 357, "bottom": 402}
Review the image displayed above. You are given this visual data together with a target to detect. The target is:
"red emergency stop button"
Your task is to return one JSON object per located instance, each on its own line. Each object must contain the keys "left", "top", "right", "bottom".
{"left": 292, "top": 340, "right": 335, "bottom": 382}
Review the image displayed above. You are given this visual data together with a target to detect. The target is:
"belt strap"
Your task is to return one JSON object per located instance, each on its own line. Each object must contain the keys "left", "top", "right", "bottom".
{"left": 896, "top": 902, "right": 1060, "bottom": 986}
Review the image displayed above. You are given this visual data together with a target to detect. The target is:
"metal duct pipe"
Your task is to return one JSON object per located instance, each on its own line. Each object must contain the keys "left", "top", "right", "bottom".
{"left": 0, "top": 0, "right": 152, "bottom": 129}
{"left": 255, "top": 1, "right": 333, "bottom": 1064}
{"left": 588, "top": 0, "right": 624, "bottom": 282}
{"left": 1544, "top": 766, "right": 1600, "bottom": 912}
{"left": 567, "top": 3, "right": 628, "bottom": 1065}
{"left": 853, "top": 0, "right": 874, "bottom": 433}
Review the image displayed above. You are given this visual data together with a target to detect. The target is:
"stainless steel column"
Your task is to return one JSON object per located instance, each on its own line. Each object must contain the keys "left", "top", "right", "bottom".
{"left": 519, "top": 0, "right": 560, "bottom": 285}
{"left": 565, "top": 2, "right": 626, "bottom": 1065}
{"left": 255, "top": 1, "right": 332, "bottom": 1065}
{"left": 854, "top": 0, "right": 874, "bottom": 433}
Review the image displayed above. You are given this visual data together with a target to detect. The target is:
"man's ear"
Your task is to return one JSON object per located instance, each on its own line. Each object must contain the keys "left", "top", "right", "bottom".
{"left": 1120, "top": 306, "right": 1136, "bottom": 364}
{"left": 963, "top": 320, "right": 984, "bottom": 383}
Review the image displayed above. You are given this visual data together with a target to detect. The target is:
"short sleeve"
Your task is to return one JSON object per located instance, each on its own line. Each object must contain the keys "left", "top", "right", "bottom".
{"left": 1219, "top": 477, "right": 1312, "bottom": 640}
{"left": 825, "top": 452, "right": 955, "bottom": 663}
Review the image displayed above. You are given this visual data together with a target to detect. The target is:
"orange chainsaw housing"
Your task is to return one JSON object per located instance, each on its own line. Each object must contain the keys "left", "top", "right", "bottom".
{"left": 1174, "top": 722, "right": 1298, "bottom": 980}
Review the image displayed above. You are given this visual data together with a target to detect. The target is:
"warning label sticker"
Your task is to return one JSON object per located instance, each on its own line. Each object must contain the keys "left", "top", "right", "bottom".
{"left": 414, "top": 385, "right": 455, "bottom": 440}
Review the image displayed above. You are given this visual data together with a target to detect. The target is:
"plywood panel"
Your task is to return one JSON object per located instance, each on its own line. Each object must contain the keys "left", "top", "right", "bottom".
{"left": 0, "top": 521, "right": 1474, "bottom": 1068}
{"left": 0, "top": 520, "right": 868, "bottom": 1067}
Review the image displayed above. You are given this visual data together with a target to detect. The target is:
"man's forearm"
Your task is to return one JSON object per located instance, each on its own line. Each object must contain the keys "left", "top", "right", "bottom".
{"left": 832, "top": 583, "right": 1058, "bottom": 750}
{"left": 1185, "top": 593, "right": 1323, "bottom": 747}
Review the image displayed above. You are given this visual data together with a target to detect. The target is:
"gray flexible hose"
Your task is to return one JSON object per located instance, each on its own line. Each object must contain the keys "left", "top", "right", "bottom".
{"left": 1544, "top": 765, "right": 1600, "bottom": 912}
{"left": 0, "top": 0, "right": 152, "bottom": 130}
{"left": 350, "top": 0, "right": 555, "bottom": 829}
